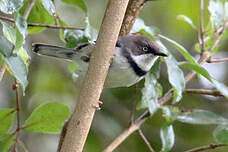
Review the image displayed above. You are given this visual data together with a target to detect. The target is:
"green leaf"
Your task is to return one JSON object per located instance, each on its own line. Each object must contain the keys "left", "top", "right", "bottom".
{"left": 0, "top": 36, "right": 14, "bottom": 57}
{"left": 180, "top": 62, "right": 211, "bottom": 79}
{"left": 159, "top": 34, "right": 197, "bottom": 64}
{"left": 139, "top": 60, "right": 162, "bottom": 114}
{"left": 176, "top": 109, "right": 228, "bottom": 125}
{"left": 1, "top": 21, "right": 30, "bottom": 70}
{"left": 208, "top": 0, "right": 228, "bottom": 29}
{"left": 0, "top": 109, "right": 15, "bottom": 136}
{"left": 57, "top": 18, "right": 68, "bottom": 42}
{"left": 180, "top": 62, "right": 228, "bottom": 98}
{"left": 165, "top": 57, "right": 185, "bottom": 103}
{"left": 0, "top": 134, "right": 15, "bottom": 152}
{"left": 17, "top": 47, "right": 30, "bottom": 69}
{"left": 64, "top": 29, "right": 89, "bottom": 48}
{"left": 20, "top": 0, "right": 55, "bottom": 34}
{"left": 162, "top": 106, "right": 179, "bottom": 122}
{"left": 0, "top": 0, "right": 23, "bottom": 14}
{"left": 139, "top": 29, "right": 158, "bottom": 41}
{"left": 63, "top": 17, "right": 96, "bottom": 47}
{"left": 132, "top": 18, "right": 159, "bottom": 40}
{"left": 176, "top": 15, "right": 197, "bottom": 30}
{"left": 163, "top": 106, "right": 228, "bottom": 125}
{"left": 1, "top": 22, "right": 16, "bottom": 44}
{"left": 160, "top": 124, "right": 175, "bottom": 152}
{"left": 24, "top": 102, "right": 70, "bottom": 133}
{"left": 212, "top": 79, "right": 228, "bottom": 98}
{"left": 0, "top": 55, "right": 2, "bottom": 64}
{"left": 214, "top": 125, "right": 228, "bottom": 144}
{"left": 4, "top": 55, "right": 28, "bottom": 91}
{"left": 61, "top": 0, "right": 87, "bottom": 13}
{"left": 41, "top": 0, "right": 56, "bottom": 16}
{"left": 15, "top": 14, "right": 28, "bottom": 49}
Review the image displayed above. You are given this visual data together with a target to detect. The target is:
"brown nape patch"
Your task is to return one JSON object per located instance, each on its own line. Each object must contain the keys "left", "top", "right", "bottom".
{"left": 80, "top": 56, "right": 90, "bottom": 62}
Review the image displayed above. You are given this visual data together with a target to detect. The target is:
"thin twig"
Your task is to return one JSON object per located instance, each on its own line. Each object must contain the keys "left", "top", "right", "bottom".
{"left": 0, "top": 16, "right": 84, "bottom": 30}
{"left": 207, "top": 57, "right": 228, "bottom": 63}
{"left": 184, "top": 88, "right": 223, "bottom": 96}
{"left": 208, "top": 20, "right": 228, "bottom": 53}
{"left": 104, "top": 19, "right": 228, "bottom": 152}
{"left": 24, "top": 0, "right": 37, "bottom": 20}
{"left": 11, "top": 2, "right": 37, "bottom": 150}
{"left": 12, "top": 81, "right": 20, "bottom": 152}
{"left": 184, "top": 143, "right": 228, "bottom": 152}
{"left": 199, "top": 0, "right": 206, "bottom": 53}
{"left": 138, "top": 129, "right": 155, "bottom": 152}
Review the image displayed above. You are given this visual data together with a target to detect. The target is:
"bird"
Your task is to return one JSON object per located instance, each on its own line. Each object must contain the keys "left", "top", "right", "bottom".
{"left": 32, "top": 34, "right": 167, "bottom": 88}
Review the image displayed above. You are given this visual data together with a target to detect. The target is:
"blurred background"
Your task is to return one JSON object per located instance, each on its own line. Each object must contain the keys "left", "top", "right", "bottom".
{"left": 1, "top": 0, "right": 228, "bottom": 151}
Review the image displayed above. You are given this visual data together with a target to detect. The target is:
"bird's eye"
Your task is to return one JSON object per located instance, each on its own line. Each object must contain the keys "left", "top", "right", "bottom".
{"left": 142, "top": 47, "right": 148, "bottom": 52}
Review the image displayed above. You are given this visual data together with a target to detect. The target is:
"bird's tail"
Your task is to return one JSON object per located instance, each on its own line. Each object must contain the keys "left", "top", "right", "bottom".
{"left": 32, "top": 43, "right": 75, "bottom": 61}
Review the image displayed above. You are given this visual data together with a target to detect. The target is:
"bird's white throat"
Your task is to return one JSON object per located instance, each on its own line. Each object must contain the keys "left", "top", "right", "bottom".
{"left": 131, "top": 54, "right": 159, "bottom": 72}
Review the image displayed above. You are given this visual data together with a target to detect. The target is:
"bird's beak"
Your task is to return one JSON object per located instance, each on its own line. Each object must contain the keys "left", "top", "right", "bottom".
{"left": 154, "top": 52, "right": 167, "bottom": 57}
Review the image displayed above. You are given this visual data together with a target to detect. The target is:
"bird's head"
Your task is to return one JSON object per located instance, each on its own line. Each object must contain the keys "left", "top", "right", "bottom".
{"left": 120, "top": 35, "right": 167, "bottom": 72}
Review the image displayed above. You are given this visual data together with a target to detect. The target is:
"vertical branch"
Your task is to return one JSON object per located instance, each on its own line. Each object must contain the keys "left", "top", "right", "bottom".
{"left": 199, "top": 0, "right": 206, "bottom": 53}
{"left": 119, "top": 0, "right": 147, "bottom": 36}
{"left": 58, "top": 1, "right": 129, "bottom": 152}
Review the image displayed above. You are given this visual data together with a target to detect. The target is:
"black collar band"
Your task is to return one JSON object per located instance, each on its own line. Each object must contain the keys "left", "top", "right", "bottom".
{"left": 122, "top": 49, "right": 147, "bottom": 77}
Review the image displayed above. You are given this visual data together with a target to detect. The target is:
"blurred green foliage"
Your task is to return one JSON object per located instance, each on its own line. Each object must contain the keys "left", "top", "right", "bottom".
{"left": 0, "top": 0, "right": 228, "bottom": 152}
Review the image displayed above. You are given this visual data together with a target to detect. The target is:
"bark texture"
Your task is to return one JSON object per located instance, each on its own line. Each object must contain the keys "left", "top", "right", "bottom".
{"left": 119, "top": 0, "right": 147, "bottom": 36}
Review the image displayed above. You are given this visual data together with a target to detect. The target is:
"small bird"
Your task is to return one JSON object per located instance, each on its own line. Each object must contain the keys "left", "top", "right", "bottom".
{"left": 32, "top": 35, "right": 167, "bottom": 88}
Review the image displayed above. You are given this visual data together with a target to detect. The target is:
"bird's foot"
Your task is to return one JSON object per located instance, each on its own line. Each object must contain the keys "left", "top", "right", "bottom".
{"left": 93, "top": 100, "right": 103, "bottom": 110}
